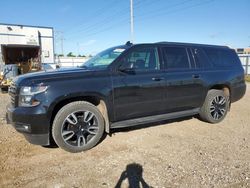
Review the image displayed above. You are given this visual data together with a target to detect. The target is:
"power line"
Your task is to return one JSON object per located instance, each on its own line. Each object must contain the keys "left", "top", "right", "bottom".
{"left": 135, "top": 0, "right": 214, "bottom": 22}
{"left": 65, "top": 0, "right": 215, "bottom": 45}
{"left": 66, "top": 7, "right": 129, "bottom": 39}
{"left": 133, "top": 0, "right": 164, "bottom": 10}
{"left": 64, "top": 0, "right": 119, "bottom": 34}
{"left": 66, "top": 0, "right": 138, "bottom": 41}
{"left": 66, "top": 0, "right": 164, "bottom": 40}
{"left": 135, "top": 0, "right": 193, "bottom": 19}
{"left": 65, "top": 1, "right": 129, "bottom": 38}
{"left": 65, "top": 0, "right": 161, "bottom": 39}
{"left": 68, "top": 18, "right": 129, "bottom": 41}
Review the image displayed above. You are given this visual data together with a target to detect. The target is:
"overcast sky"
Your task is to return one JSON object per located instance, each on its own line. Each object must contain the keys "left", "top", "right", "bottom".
{"left": 0, "top": 0, "right": 250, "bottom": 55}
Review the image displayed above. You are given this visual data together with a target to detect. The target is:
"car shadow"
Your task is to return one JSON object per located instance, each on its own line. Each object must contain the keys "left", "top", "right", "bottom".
{"left": 43, "top": 129, "right": 108, "bottom": 150}
{"left": 43, "top": 115, "right": 196, "bottom": 150}
{"left": 42, "top": 135, "right": 58, "bottom": 148}
{"left": 115, "top": 163, "right": 152, "bottom": 188}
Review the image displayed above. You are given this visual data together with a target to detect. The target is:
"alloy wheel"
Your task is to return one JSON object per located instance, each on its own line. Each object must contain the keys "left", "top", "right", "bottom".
{"left": 61, "top": 110, "right": 99, "bottom": 147}
{"left": 209, "top": 95, "right": 227, "bottom": 120}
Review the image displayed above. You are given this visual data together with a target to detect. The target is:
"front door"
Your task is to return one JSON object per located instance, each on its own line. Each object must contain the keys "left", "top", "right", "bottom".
{"left": 112, "top": 46, "right": 166, "bottom": 121}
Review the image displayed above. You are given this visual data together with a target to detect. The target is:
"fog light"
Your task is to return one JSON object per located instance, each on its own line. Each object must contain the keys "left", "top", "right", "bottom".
{"left": 15, "top": 123, "right": 31, "bottom": 133}
{"left": 23, "top": 125, "right": 29, "bottom": 130}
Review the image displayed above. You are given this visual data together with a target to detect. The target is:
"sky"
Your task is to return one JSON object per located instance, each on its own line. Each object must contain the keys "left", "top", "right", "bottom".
{"left": 0, "top": 0, "right": 250, "bottom": 55}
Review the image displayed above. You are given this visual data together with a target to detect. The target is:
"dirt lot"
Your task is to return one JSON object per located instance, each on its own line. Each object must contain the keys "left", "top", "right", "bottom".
{"left": 0, "top": 86, "right": 249, "bottom": 188}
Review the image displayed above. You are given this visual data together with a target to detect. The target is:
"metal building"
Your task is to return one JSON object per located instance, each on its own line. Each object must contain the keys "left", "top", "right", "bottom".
{"left": 0, "top": 23, "right": 54, "bottom": 90}
{"left": 0, "top": 23, "right": 54, "bottom": 69}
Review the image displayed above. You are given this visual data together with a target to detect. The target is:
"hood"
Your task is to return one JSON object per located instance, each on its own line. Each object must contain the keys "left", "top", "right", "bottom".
{"left": 14, "top": 67, "right": 93, "bottom": 86}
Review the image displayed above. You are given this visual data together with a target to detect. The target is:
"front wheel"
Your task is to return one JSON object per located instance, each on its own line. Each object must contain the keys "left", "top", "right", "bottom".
{"left": 52, "top": 101, "right": 105, "bottom": 153}
{"left": 199, "top": 89, "right": 229, "bottom": 123}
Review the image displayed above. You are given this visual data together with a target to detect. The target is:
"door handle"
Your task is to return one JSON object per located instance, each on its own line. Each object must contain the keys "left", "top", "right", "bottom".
{"left": 152, "top": 77, "right": 165, "bottom": 81}
{"left": 192, "top": 74, "right": 200, "bottom": 79}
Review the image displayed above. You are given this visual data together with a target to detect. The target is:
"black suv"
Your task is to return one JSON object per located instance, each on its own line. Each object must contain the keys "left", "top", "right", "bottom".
{"left": 7, "top": 42, "right": 246, "bottom": 153}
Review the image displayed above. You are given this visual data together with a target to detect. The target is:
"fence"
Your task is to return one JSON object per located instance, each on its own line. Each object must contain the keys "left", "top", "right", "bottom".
{"left": 238, "top": 54, "right": 250, "bottom": 75}
{"left": 55, "top": 57, "right": 90, "bottom": 68}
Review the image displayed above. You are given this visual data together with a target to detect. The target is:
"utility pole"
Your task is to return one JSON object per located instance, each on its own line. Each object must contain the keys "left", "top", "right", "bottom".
{"left": 130, "top": 0, "right": 134, "bottom": 43}
{"left": 55, "top": 31, "right": 65, "bottom": 56}
{"left": 60, "top": 32, "right": 64, "bottom": 56}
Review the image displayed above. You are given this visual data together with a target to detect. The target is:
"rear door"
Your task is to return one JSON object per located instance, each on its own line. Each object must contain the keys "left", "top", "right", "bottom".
{"left": 111, "top": 45, "right": 167, "bottom": 121}
{"left": 161, "top": 45, "right": 205, "bottom": 112}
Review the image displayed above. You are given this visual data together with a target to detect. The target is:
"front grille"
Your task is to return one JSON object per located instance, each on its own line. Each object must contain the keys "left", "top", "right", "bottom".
{"left": 9, "top": 83, "right": 18, "bottom": 107}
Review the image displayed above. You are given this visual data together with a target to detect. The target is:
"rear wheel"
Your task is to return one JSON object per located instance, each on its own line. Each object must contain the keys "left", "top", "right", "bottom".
{"left": 52, "top": 101, "right": 105, "bottom": 153}
{"left": 199, "top": 89, "right": 229, "bottom": 123}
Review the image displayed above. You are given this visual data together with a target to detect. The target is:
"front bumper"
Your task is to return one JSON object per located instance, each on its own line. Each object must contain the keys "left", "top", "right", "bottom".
{"left": 6, "top": 104, "right": 50, "bottom": 146}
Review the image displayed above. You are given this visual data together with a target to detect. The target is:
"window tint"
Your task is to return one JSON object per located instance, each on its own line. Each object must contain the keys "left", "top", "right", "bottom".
{"left": 191, "top": 48, "right": 212, "bottom": 69}
{"left": 121, "top": 47, "right": 160, "bottom": 70}
{"left": 162, "top": 47, "right": 190, "bottom": 69}
{"left": 203, "top": 48, "right": 238, "bottom": 67}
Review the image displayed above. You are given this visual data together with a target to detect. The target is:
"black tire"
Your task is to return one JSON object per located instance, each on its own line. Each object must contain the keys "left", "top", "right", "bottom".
{"left": 199, "top": 89, "right": 229, "bottom": 123}
{"left": 0, "top": 87, "right": 8, "bottom": 93}
{"left": 52, "top": 101, "right": 105, "bottom": 153}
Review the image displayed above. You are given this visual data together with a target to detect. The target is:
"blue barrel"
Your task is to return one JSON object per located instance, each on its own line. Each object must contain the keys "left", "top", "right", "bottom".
{"left": 3, "top": 64, "right": 19, "bottom": 79}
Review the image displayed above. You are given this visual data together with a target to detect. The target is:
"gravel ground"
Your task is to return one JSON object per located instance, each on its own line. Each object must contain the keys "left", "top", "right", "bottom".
{"left": 0, "top": 85, "right": 249, "bottom": 188}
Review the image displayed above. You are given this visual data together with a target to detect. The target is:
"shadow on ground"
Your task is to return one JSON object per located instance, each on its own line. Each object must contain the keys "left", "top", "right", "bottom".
{"left": 115, "top": 163, "right": 152, "bottom": 188}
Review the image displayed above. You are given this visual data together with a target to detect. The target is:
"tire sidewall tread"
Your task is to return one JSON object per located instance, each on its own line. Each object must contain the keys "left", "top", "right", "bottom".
{"left": 52, "top": 101, "right": 105, "bottom": 153}
{"left": 199, "top": 89, "right": 229, "bottom": 124}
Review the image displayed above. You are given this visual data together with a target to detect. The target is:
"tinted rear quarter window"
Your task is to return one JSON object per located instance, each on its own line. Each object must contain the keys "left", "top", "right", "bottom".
{"left": 162, "top": 47, "right": 190, "bottom": 69}
{"left": 203, "top": 48, "right": 239, "bottom": 67}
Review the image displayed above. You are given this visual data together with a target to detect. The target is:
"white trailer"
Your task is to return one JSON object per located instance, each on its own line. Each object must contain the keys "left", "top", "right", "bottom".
{"left": 0, "top": 23, "right": 54, "bottom": 68}
{"left": 0, "top": 23, "right": 54, "bottom": 90}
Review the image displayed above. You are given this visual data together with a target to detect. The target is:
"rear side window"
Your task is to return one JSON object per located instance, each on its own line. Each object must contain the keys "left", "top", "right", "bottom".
{"left": 162, "top": 47, "right": 190, "bottom": 69}
{"left": 203, "top": 48, "right": 239, "bottom": 67}
{"left": 191, "top": 48, "right": 212, "bottom": 69}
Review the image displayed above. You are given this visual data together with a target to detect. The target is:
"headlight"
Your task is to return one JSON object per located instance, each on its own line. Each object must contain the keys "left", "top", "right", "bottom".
{"left": 19, "top": 85, "right": 48, "bottom": 107}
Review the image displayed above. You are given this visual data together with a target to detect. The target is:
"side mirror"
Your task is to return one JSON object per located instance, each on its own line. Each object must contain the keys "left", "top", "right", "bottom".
{"left": 119, "top": 67, "right": 134, "bottom": 73}
{"left": 118, "top": 62, "right": 135, "bottom": 73}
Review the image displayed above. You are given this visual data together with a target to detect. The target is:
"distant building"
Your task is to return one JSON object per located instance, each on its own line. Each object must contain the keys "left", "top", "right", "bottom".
{"left": 0, "top": 23, "right": 54, "bottom": 69}
{"left": 235, "top": 48, "right": 250, "bottom": 54}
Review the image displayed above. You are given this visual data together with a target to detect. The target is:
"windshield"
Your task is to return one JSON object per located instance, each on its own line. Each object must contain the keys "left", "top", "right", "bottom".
{"left": 80, "top": 46, "right": 127, "bottom": 69}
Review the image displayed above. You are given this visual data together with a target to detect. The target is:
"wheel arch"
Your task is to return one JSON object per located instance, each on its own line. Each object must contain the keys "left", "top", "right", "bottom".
{"left": 209, "top": 84, "right": 231, "bottom": 98}
{"left": 208, "top": 84, "right": 231, "bottom": 109}
{"left": 49, "top": 94, "right": 111, "bottom": 134}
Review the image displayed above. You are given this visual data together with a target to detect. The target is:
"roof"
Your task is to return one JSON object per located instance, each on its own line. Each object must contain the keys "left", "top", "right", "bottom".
{"left": 0, "top": 23, "right": 53, "bottom": 30}
{"left": 154, "top": 41, "right": 229, "bottom": 49}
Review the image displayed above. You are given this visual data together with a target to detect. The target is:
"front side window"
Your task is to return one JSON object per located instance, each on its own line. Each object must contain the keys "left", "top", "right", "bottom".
{"left": 120, "top": 47, "right": 160, "bottom": 71}
{"left": 162, "top": 47, "right": 190, "bottom": 69}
